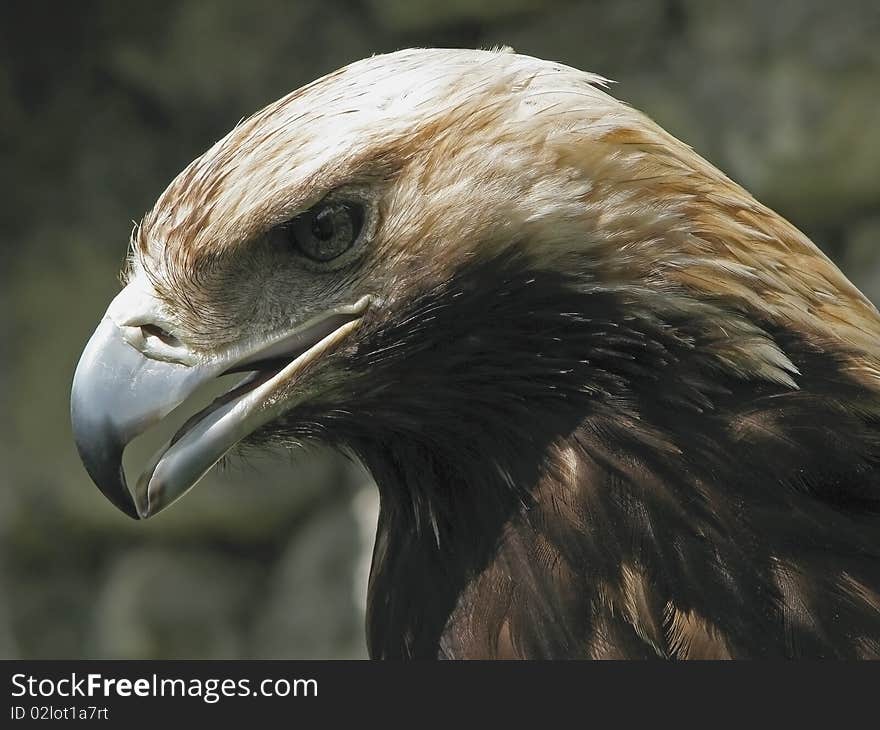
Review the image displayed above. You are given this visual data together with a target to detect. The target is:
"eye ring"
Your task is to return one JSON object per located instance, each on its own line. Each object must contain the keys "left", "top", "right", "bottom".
{"left": 283, "top": 200, "right": 365, "bottom": 263}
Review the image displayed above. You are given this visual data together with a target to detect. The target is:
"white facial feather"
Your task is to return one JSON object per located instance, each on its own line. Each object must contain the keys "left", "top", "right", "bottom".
{"left": 132, "top": 47, "right": 880, "bottom": 390}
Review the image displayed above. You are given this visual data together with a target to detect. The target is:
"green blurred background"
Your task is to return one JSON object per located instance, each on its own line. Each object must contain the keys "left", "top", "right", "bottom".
{"left": 1, "top": 0, "right": 878, "bottom": 658}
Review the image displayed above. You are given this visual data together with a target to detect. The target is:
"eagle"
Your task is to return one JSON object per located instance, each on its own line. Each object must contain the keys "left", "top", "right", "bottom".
{"left": 71, "top": 48, "right": 880, "bottom": 659}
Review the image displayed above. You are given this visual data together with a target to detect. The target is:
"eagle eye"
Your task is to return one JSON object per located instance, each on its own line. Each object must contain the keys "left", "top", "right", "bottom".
{"left": 284, "top": 200, "right": 365, "bottom": 263}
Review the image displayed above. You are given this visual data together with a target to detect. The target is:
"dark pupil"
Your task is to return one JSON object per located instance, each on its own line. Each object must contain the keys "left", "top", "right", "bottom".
{"left": 312, "top": 207, "right": 337, "bottom": 241}
{"left": 282, "top": 200, "right": 364, "bottom": 263}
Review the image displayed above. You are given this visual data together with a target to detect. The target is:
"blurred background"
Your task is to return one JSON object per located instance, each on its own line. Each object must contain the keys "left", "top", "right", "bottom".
{"left": 1, "top": 0, "right": 878, "bottom": 658}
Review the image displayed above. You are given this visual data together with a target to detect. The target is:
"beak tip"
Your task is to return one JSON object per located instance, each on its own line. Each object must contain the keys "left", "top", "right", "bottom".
{"left": 70, "top": 317, "right": 154, "bottom": 522}
{"left": 95, "top": 479, "right": 142, "bottom": 520}
{"left": 71, "top": 421, "right": 141, "bottom": 521}
{"left": 91, "top": 469, "right": 142, "bottom": 521}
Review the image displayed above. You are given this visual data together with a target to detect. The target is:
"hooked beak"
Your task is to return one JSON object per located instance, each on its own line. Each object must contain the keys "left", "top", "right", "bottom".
{"left": 71, "top": 284, "right": 370, "bottom": 520}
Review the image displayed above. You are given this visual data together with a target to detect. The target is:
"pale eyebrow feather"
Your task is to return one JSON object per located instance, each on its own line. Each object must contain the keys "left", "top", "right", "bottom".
{"left": 132, "top": 48, "right": 880, "bottom": 390}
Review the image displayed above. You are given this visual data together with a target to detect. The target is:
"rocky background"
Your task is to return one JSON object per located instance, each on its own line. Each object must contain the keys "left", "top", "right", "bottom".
{"left": 1, "top": 0, "right": 878, "bottom": 658}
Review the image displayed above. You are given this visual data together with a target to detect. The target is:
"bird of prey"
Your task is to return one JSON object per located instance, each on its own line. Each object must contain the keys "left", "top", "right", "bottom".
{"left": 71, "top": 48, "right": 880, "bottom": 659}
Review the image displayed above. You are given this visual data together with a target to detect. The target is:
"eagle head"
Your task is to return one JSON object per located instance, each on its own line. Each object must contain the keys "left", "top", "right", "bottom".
{"left": 72, "top": 47, "right": 880, "bottom": 518}
{"left": 70, "top": 48, "right": 880, "bottom": 659}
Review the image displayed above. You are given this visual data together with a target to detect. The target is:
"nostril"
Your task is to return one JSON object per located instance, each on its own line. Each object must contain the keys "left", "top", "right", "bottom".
{"left": 141, "top": 323, "right": 182, "bottom": 349}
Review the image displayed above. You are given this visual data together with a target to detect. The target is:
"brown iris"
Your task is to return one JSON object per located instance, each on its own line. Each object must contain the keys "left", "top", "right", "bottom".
{"left": 285, "top": 201, "right": 364, "bottom": 262}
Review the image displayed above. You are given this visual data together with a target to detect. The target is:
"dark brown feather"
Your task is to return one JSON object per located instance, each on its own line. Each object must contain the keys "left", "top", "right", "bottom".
{"left": 267, "top": 250, "right": 880, "bottom": 658}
